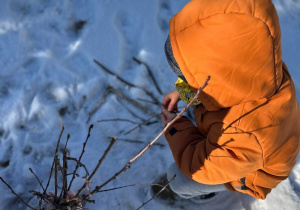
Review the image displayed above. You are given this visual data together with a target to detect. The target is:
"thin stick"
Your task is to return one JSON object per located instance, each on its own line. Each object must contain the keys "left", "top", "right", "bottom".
{"left": 60, "top": 133, "right": 71, "bottom": 200}
{"left": 89, "top": 76, "right": 210, "bottom": 195}
{"left": 0, "top": 177, "right": 37, "bottom": 210}
{"left": 130, "top": 76, "right": 210, "bottom": 163}
{"left": 77, "top": 137, "right": 117, "bottom": 196}
{"left": 98, "top": 183, "right": 167, "bottom": 193}
{"left": 67, "top": 157, "right": 90, "bottom": 178}
{"left": 68, "top": 124, "right": 93, "bottom": 191}
{"left": 29, "top": 168, "right": 45, "bottom": 192}
{"left": 54, "top": 155, "right": 59, "bottom": 198}
{"left": 136, "top": 174, "right": 176, "bottom": 210}
{"left": 44, "top": 120, "right": 64, "bottom": 195}
{"left": 31, "top": 191, "right": 59, "bottom": 209}
{"left": 107, "top": 137, "right": 165, "bottom": 147}
{"left": 133, "top": 57, "right": 163, "bottom": 95}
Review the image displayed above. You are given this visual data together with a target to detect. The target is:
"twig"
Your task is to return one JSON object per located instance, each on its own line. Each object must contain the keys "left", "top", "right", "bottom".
{"left": 67, "top": 157, "right": 90, "bottom": 178}
{"left": 89, "top": 76, "right": 210, "bottom": 196}
{"left": 133, "top": 57, "right": 163, "bottom": 95}
{"left": 29, "top": 168, "right": 45, "bottom": 192}
{"left": 94, "top": 59, "right": 161, "bottom": 106}
{"left": 107, "top": 137, "right": 165, "bottom": 147}
{"left": 77, "top": 137, "right": 117, "bottom": 196}
{"left": 98, "top": 183, "right": 167, "bottom": 193}
{"left": 68, "top": 124, "right": 93, "bottom": 191}
{"left": 44, "top": 120, "right": 64, "bottom": 196}
{"left": 54, "top": 155, "right": 59, "bottom": 198}
{"left": 67, "top": 173, "right": 79, "bottom": 177}
{"left": 136, "top": 174, "right": 176, "bottom": 210}
{"left": 31, "top": 191, "right": 60, "bottom": 209}
{"left": 131, "top": 76, "right": 210, "bottom": 163}
{"left": 0, "top": 177, "right": 37, "bottom": 210}
{"left": 60, "top": 133, "right": 71, "bottom": 200}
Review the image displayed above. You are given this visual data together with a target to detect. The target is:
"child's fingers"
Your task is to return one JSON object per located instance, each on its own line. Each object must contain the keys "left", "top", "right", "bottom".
{"left": 168, "top": 100, "right": 178, "bottom": 112}
{"left": 162, "top": 97, "right": 171, "bottom": 108}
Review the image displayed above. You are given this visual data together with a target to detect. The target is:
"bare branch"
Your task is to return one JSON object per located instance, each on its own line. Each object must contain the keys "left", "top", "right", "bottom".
{"left": 98, "top": 183, "right": 167, "bottom": 193}
{"left": 68, "top": 124, "right": 93, "bottom": 191}
{"left": 130, "top": 76, "right": 210, "bottom": 163}
{"left": 136, "top": 174, "right": 176, "bottom": 210}
{"left": 107, "top": 137, "right": 165, "bottom": 147}
{"left": 44, "top": 119, "right": 64, "bottom": 195}
{"left": 67, "top": 157, "right": 90, "bottom": 178}
{"left": 133, "top": 57, "right": 163, "bottom": 95}
{"left": 30, "top": 191, "right": 60, "bottom": 209}
{"left": 59, "top": 133, "right": 71, "bottom": 200}
{"left": 0, "top": 177, "right": 37, "bottom": 210}
{"left": 29, "top": 168, "right": 45, "bottom": 192}
{"left": 77, "top": 137, "right": 117, "bottom": 196}
{"left": 54, "top": 155, "right": 59, "bottom": 198}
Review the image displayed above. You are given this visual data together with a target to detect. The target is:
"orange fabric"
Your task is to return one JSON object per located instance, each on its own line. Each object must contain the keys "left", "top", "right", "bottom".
{"left": 165, "top": 0, "right": 300, "bottom": 199}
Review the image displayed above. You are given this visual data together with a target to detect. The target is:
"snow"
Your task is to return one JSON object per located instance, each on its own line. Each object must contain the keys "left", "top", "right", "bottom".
{"left": 0, "top": 0, "right": 299, "bottom": 209}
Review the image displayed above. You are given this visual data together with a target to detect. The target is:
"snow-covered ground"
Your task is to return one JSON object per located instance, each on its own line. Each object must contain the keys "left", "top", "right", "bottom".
{"left": 0, "top": 0, "right": 300, "bottom": 209}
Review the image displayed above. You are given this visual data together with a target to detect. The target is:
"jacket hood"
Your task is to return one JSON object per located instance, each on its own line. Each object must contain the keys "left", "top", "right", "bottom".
{"left": 169, "top": 0, "right": 283, "bottom": 111}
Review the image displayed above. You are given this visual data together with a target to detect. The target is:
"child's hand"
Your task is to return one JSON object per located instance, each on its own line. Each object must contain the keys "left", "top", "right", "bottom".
{"left": 161, "top": 108, "right": 176, "bottom": 126}
{"left": 162, "top": 89, "right": 180, "bottom": 112}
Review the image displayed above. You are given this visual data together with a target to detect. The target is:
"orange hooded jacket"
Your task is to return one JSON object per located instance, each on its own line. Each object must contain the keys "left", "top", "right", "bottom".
{"left": 165, "top": 0, "right": 300, "bottom": 199}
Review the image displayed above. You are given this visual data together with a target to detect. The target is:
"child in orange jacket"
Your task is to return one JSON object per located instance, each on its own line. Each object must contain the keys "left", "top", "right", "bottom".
{"left": 161, "top": 0, "right": 300, "bottom": 201}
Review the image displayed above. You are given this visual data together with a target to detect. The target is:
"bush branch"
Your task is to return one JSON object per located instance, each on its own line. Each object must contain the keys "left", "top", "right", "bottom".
{"left": 29, "top": 168, "right": 45, "bottom": 192}
{"left": 44, "top": 119, "right": 64, "bottom": 196}
{"left": 0, "top": 177, "right": 37, "bottom": 210}
{"left": 68, "top": 124, "right": 93, "bottom": 191}
{"left": 77, "top": 137, "right": 117, "bottom": 196}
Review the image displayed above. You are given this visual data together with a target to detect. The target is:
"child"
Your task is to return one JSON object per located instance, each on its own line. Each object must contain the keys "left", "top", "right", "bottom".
{"left": 161, "top": 0, "right": 300, "bottom": 201}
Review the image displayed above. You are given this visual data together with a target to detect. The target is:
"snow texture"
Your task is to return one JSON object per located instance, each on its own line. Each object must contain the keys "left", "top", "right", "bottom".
{"left": 0, "top": 0, "right": 299, "bottom": 209}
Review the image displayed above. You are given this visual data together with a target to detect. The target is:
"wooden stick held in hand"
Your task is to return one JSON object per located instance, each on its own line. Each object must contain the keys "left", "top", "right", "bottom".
{"left": 88, "top": 76, "right": 210, "bottom": 196}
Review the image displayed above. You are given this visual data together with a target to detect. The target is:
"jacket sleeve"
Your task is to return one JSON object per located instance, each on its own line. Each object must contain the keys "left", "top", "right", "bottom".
{"left": 165, "top": 117, "right": 264, "bottom": 184}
